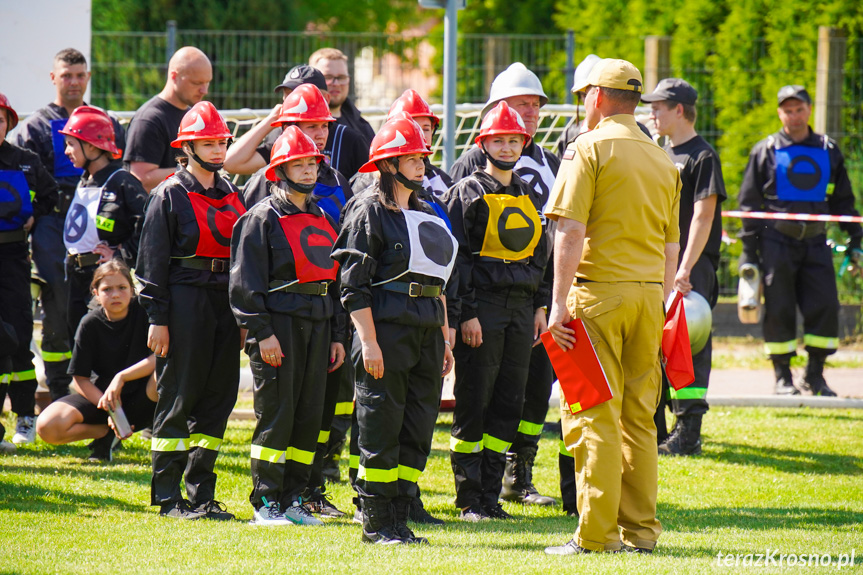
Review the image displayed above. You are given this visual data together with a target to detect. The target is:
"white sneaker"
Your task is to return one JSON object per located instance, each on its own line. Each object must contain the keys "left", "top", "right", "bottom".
{"left": 249, "top": 501, "right": 292, "bottom": 526}
{"left": 0, "top": 440, "right": 17, "bottom": 454}
{"left": 12, "top": 416, "right": 36, "bottom": 445}
{"left": 283, "top": 500, "right": 324, "bottom": 526}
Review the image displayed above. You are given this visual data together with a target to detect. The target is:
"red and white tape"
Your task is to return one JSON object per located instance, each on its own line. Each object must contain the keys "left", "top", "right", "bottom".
{"left": 722, "top": 210, "right": 863, "bottom": 223}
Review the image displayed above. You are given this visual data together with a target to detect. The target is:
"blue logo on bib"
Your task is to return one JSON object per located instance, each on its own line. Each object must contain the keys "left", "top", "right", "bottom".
{"left": 0, "top": 170, "right": 33, "bottom": 231}
{"left": 775, "top": 145, "right": 830, "bottom": 202}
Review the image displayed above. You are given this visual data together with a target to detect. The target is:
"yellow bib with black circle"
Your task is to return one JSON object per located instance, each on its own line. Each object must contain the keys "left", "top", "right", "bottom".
{"left": 479, "top": 193, "right": 541, "bottom": 261}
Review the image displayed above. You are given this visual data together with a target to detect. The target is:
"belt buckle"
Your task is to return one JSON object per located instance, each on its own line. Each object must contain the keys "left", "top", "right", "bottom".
{"left": 320, "top": 282, "right": 328, "bottom": 296}
{"left": 210, "top": 259, "right": 227, "bottom": 273}
{"left": 408, "top": 282, "right": 422, "bottom": 297}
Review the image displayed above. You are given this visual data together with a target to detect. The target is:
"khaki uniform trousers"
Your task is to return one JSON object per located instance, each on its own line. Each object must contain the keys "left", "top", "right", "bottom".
{"left": 561, "top": 281, "right": 664, "bottom": 552}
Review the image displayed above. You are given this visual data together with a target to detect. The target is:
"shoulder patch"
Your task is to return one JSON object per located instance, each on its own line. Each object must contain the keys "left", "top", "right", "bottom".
{"left": 563, "top": 148, "right": 576, "bottom": 161}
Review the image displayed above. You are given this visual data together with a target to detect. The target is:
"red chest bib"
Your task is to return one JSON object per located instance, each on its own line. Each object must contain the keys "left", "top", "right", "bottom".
{"left": 187, "top": 192, "right": 246, "bottom": 258}
{"left": 277, "top": 212, "right": 339, "bottom": 283}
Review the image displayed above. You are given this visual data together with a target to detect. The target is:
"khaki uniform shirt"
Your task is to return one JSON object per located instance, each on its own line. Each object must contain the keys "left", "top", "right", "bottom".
{"left": 545, "top": 114, "right": 681, "bottom": 283}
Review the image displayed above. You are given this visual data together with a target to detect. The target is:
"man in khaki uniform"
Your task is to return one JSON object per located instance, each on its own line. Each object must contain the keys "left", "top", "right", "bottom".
{"left": 544, "top": 59, "right": 681, "bottom": 555}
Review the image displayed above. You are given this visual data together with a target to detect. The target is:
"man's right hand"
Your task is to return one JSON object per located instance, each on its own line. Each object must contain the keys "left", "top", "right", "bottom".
{"left": 148, "top": 325, "right": 170, "bottom": 357}
{"left": 547, "top": 303, "right": 576, "bottom": 351}
{"left": 460, "top": 318, "right": 483, "bottom": 348}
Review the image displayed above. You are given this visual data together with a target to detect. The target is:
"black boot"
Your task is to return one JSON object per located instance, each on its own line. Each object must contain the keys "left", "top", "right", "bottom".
{"left": 501, "top": 448, "right": 555, "bottom": 506}
{"left": 658, "top": 414, "right": 702, "bottom": 456}
{"left": 797, "top": 354, "right": 837, "bottom": 397}
{"left": 773, "top": 358, "right": 799, "bottom": 395}
{"left": 361, "top": 497, "right": 404, "bottom": 545}
{"left": 409, "top": 495, "right": 444, "bottom": 525}
{"left": 393, "top": 497, "right": 429, "bottom": 544}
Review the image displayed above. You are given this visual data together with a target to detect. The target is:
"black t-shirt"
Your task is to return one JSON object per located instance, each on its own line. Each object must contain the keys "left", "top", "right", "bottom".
{"left": 665, "top": 135, "right": 727, "bottom": 267}
{"left": 124, "top": 96, "right": 187, "bottom": 169}
{"left": 68, "top": 299, "right": 151, "bottom": 392}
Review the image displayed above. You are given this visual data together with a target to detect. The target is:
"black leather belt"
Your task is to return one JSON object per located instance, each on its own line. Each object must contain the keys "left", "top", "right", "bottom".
{"left": 380, "top": 281, "right": 442, "bottom": 297}
{"left": 0, "top": 229, "right": 27, "bottom": 244}
{"left": 772, "top": 220, "right": 826, "bottom": 240}
{"left": 173, "top": 257, "right": 230, "bottom": 272}
{"left": 476, "top": 255, "right": 529, "bottom": 264}
{"left": 268, "top": 281, "right": 329, "bottom": 296}
{"left": 69, "top": 252, "right": 101, "bottom": 268}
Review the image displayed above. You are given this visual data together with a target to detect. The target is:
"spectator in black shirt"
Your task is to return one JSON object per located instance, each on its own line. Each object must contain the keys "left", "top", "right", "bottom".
{"left": 124, "top": 46, "right": 212, "bottom": 192}
{"left": 309, "top": 48, "right": 376, "bottom": 147}
{"left": 36, "top": 261, "right": 156, "bottom": 462}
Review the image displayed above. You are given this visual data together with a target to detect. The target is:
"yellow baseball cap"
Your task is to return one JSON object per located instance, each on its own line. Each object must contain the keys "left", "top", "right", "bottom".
{"left": 572, "top": 58, "right": 643, "bottom": 95}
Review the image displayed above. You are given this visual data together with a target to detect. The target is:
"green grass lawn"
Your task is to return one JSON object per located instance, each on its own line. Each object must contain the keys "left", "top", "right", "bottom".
{"left": 2, "top": 408, "right": 861, "bottom": 574}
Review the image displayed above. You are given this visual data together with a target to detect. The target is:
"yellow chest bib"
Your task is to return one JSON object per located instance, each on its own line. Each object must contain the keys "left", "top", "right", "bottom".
{"left": 479, "top": 193, "right": 542, "bottom": 261}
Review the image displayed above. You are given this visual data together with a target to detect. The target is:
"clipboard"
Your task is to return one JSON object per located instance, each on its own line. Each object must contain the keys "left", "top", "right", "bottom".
{"left": 541, "top": 319, "right": 612, "bottom": 415}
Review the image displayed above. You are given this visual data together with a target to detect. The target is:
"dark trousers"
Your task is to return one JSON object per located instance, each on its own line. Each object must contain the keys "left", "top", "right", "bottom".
{"left": 31, "top": 215, "right": 72, "bottom": 398}
{"left": 150, "top": 285, "right": 239, "bottom": 506}
{"left": 65, "top": 258, "right": 98, "bottom": 342}
{"left": 511, "top": 343, "right": 554, "bottom": 455}
{"left": 761, "top": 230, "right": 839, "bottom": 359}
{"left": 450, "top": 300, "right": 532, "bottom": 508}
{"left": 558, "top": 433, "right": 577, "bottom": 513}
{"left": 307, "top": 356, "right": 353, "bottom": 492}
{"left": 353, "top": 322, "right": 443, "bottom": 501}
{"left": 0, "top": 254, "right": 36, "bottom": 417}
{"left": 249, "top": 314, "right": 328, "bottom": 509}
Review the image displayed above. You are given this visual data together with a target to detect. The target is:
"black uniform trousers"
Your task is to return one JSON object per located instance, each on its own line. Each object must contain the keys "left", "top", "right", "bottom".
{"left": 31, "top": 214, "right": 72, "bottom": 399}
{"left": 249, "top": 313, "right": 328, "bottom": 509}
{"left": 0, "top": 252, "right": 37, "bottom": 417}
{"left": 150, "top": 284, "right": 239, "bottom": 506}
{"left": 352, "top": 321, "right": 443, "bottom": 502}
{"left": 65, "top": 259, "right": 98, "bottom": 341}
{"left": 307, "top": 358, "right": 353, "bottom": 492}
{"left": 655, "top": 255, "right": 717, "bottom": 430}
{"left": 451, "top": 298, "right": 532, "bottom": 508}
{"left": 510, "top": 344, "right": 554, "bottom": 455}
{"left": 761, "top": 229, "right": 839, "bottom": 359}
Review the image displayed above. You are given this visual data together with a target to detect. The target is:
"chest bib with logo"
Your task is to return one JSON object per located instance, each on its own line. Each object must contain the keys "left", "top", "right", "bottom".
{"left": 312, "top": 182, "right": 347, "bottom": 223}
{"left": 51, "top": 118, "right": 84, "bottom": 179}
{"left": 0, "top": 170, "right": 33, "bottom": 231}
{"left": 276, "top": 212, "right": 339, "bottom": 283}
{"left": 186, "top": 191, "right": 246, "bottom": 258}
{"left": 515, "top": 152, "right": 556, "bottom": 211}
{"left": 395, "top": 209, "right": 458, "bottom": 283}
{"left": 64, "top": 170, "right": 123, "bottom": 254}
{"left": 775, "top": 145, "right": 831, "bottom": 202}
{"left": 479, "top": 193, "right": 541, "bottom": 261}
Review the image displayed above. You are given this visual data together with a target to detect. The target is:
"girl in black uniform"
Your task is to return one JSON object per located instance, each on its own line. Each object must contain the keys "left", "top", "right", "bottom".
{"left": 36, "top": 261, "right": 156, "bottom": 461}
{"left": 443, "top": 101, "right": 549, "bottom": 522}
{"left": 332, "top": 113, "right": 456, "bottom": 545}
{"left": 136, "top": 101, "right": 245, "bottom": 521}
{"left": 59, "top": 106, "right": 147, "bottom": 336}
{"left": 230, "top": 126, "right": 346, "bottom": 526}
{"left": 0, "top": 92, "right": 58, "bottom": 449}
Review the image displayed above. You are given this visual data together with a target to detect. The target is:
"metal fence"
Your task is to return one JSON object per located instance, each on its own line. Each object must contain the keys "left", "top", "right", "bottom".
{"left": 88, "top": 28, "right": 863, "bottom": 302}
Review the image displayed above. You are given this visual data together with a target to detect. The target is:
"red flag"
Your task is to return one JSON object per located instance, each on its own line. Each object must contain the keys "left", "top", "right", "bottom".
{"left": 662, "top": 291, "right": 695, "bottom": 390}
{"left": 541, "top": 319, "right": 612, "bottom": 415}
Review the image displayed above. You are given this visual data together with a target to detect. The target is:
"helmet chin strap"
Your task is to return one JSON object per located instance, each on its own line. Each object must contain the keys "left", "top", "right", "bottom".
{"left": 187, "top": 142, "right": 224, "bottom": 173}
{"left": 276, "top": 167, "right": 317, "bottom": 194}
{"left": 76, "top": 139, "right": 103, "bottom": 174}
{"left": 481, "top": 143, "right": 518, "bottom": 171}
{"left": 390, "top": 157, "right": 424, "bottom": 191}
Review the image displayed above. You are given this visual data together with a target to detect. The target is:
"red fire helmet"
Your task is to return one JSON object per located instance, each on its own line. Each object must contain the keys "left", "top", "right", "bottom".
{"left": 59, "top": 105, "right": 121, "bottom": 156}
{"left": 387, "top": 89, "right": 440, "bottom": 130}
{"left": 171, "top": 101, "right": 232, "bottom": 148}
{"left": 475, "top": 100, "right": 531, "bottom": 146}
{"left": 358, "top": 112, "right": 431, "bottom": 173}
{"left": 265, "top": 125, "right": 325, "bottom": 182}
{"left": 0, "top": 92, "right": 19, "bottom": 130}
{"left": 272, "top": 84, "right": 335, "bottom": 127}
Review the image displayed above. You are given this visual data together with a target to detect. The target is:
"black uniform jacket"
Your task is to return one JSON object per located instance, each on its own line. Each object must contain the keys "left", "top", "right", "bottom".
{"left": 336, "top": 98, "right": 375, "bottom": 148}
{"left": 241, "top": 160, "right": 353, "bottom": 221}
{"left": 443, "top": 168, "right": 550, "bottom": 324}
{"left": 0, "top": 141, "right": 58, "bottom": 256}
{"left": 13, "top": 103, "right": 126, "bottom": 196}
{"left": 230, "top": 189, "right": 347, "bottom": 345}
{"left": 136, "top": 166, "right": 244, "bottom": 325}
{"left": 332, "top": 190, "right": 453, "bottom": 329}
{"left": 739, "top": 128, "right": 863, "bottom": 248}
{"left": 75, "top": 160, "right": 148, "bottom": 267}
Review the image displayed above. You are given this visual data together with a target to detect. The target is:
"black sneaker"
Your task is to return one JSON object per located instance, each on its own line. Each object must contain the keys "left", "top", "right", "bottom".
{"left": 409, "top": 497, "right": 444, "bottom": 525}
{"left": 482, "top": 502, "right": 514, "bottom": 520}
{"left": 303, "top": 490, "right": 347, "bottom": 518}
{"left": 796, "top": 376, "right": 838, "bottom": 397}
{"left": 459, "top": 506, "right": 490, "bottom": 522}
{"left": 160, "top": 499, "right": 206, "bottom": 520}
{"left": 87, "top": 432, "right": 117, "bottom": 463}
{"left": 621, "top": 545, "right": 653, "bottom": 554}
{"left": 196, "top": 500, "right": 235, "bottom": 521}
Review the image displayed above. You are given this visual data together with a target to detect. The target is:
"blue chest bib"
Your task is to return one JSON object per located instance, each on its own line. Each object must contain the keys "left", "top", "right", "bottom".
{"left": 51, "top": 118, "right": 85, "bottom": 179}
{"left": 775, "top": 145, "right": 830, "bottom": 202}
{"left": 0, "top": 170, "right": 33, "bottom": 231}
{"left": 312, "top": 182, "right": 347, "bottom": 222}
